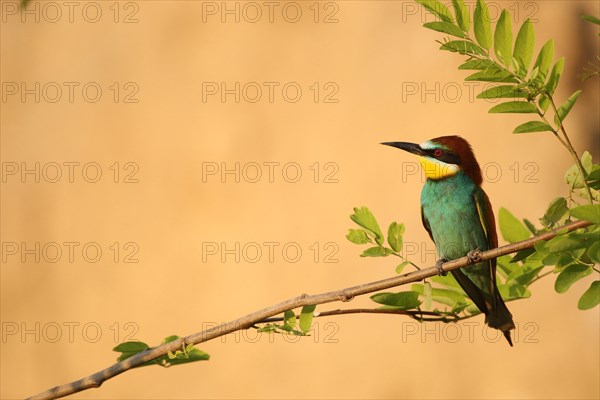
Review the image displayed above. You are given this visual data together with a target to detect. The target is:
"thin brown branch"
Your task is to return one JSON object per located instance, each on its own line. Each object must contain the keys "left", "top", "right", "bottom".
{"left": 261, "top": 281, "right": 546, "bottom": 326}
{"left": 547, "top": 96, "right": 595, "bottom": 204}
{"left": 257, "top": 308, "right": 448, "bottom": 323}
{"left": 528, "top": 269, "right": 554, "bottom": 285}
{"left": 294, "top": 308, "right": 468, "bottom": 323}
{"left": 28, "top": 220, "right": 592, "bottom": 400}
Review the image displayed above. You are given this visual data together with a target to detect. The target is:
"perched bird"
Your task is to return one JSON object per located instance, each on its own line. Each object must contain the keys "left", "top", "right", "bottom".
{"left": 382, "top": 136, "right": 515, "bottom": 346}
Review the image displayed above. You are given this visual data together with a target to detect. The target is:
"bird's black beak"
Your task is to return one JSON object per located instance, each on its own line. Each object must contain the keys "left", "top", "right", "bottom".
{"left": 381, "top": 142, "right": 425, "bottom": 156}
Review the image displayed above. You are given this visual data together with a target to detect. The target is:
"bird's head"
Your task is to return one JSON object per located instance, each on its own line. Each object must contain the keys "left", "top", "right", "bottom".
{"left": 381, "top": 135, "right": 482, "bottom": 185}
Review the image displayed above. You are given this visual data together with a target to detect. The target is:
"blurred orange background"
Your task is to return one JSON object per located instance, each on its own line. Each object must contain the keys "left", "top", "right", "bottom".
{"left": 1, "top": 1, "right": 599, "bottom": 399}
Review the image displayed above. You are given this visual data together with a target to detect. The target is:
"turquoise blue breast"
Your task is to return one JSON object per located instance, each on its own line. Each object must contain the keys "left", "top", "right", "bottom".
{"left": 421, "top": 172, "right": 489, "bottom": 260}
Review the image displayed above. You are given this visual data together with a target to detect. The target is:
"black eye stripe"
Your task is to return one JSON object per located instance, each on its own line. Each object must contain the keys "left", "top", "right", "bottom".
{"left": 425, "top": 149, "right": 461, "bottom": 164}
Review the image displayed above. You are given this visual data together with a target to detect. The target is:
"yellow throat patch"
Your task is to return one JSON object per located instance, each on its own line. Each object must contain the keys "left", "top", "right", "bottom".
{"left": 418, "top": 156, "right": 460, "bottom": 180}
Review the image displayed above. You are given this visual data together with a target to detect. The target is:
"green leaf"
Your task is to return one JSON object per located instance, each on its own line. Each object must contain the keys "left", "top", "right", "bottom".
{"left": 423, "top": 21, "right": 467, "bottom": 38}
{"left": 533, "top": 239, "right": 549, "bottom": 254}
{"left": 588, "top": 165, "right": 600, "bottom": 181}
{"left": 440, "top": 40, "right": 485, "bottom": 55}
{"left": 278, "top": 324, "right": 293, "bottom": 333}
{"left": 396, "top": 261, "right": 411, "bottom": 274}
{"left": 497, "top": 254, "right": 514, "bottom": 276}
{"left": 546, "top": 235, "right": 588, "bottom": 253}
{"left": 415, "top": 0, "right": 454, "bottom": 23}
{"left": 513, "top": 121, "right": 553, "bottom": 133}
{"left": 458, "top": 59, "right": 495, "bottom": 70}
{"left": 370, "top": 291, "right": 422, "bottom": 309}
{"left": 513, "top": 266, "right": 545, "bottom": 286}
{"left": 113, "top": 341, "right": 149, "bottom": 353}
{"left": 360, "top": 246, "right": 392, "bottom": 257}
{"left": 573, "top": 247, "right": 587, "bottom": 259}
{"left": 587, "top": 241, "right": 600, "bottom": 264}
{"left": 545, "top": 57, "right": 565, "bottom": 96}
{"left": 565, "top": 151, "right": 592, "bottom": 189}
{"left": 554, "top": 90, "right": 582, "bottom": 126}
{"left": 430, "top": 288, "right": 467, "bottom": 307}
{"left": 581, "top": 15, "right": 600, "bottom": 25}
{"left": 499, "top": 208, "right": 531, "bottom": 243}
{"left": 553, "top": 253, "right": 576, "bottom": 272}
{"left": 523, "top": 218, "right": 537, "bottom": 234}
{"left": 570, "top": 204, "right": 600, "bottom": 223}
{"left": 452, "top": 0, "right": 470, "bottom": 31}
{"left": 423, "top": 281, "right": 433, "bottom": 309}
{"left": 529, "top": 65, "right": 540, "bottom": 81}
{"left": 506, "top": 263, "right": 537, "bottom": 282}
{"left": 532, "top": 40, "right": 555, "bottom": 82}
{"left": 430, "top": 273, "right": 463, "bottom": 290}
{"left": 540, "top": 197, "right": 568, "bottom": 227}
{"left": 494, "top": 9, "right": 513, "bottom": 65}
{"left": 477, "top": 85, "right": 527, "bottom": 99}
{"left": 299, "top": 305, "right": 316, "bottom": 333}
{"left": 257, "top": 324, "right": 278, "bottom": 333}
{"left": 499, "top": 283, "right": 531, "bottom": 301}
{"left": 489, "top": 101, "right": 538, "bottom": 113}
{"left": 350, "top": 207, "right": 383, "bottom": 245}
{"left": 542, "top": 251, "right": 561, "bottom": 266}
{"left": 466, "top": 70, "right": 518, "bottom": 83}
{"left": 346, "top": 229, "right": 369, "bottom": 244}
{"left": 473, "top": 0, "right": 492, "bottom": 50}
{"left": 513, "top": 19, "right": 535, "bottom": 75}
{"left": 578, "top": 281, "right": 600, "bottom": 310}
{"left": 412, "top": 284, "right": 467, "bottom": 307}
{"left": 555, "top": 264, "right": 593, "bottom": 293}
{"left": 510, "top": 248, "right": 536, "bottom": 263}
{"left": 115, "top": 338, "right": 209, "bottom": 366}
{"left": 162, "top": 335, "right": 180, "bottom": 344}
{"left": 539, "top": 94, "right": 551, "bottom": 112}
{"left": 284, "top": 310, "right": 296, "bottom": 327}
{"left": 451, "top": 303, "right": 472, "bottom": 314}
{"left": 387, "top": 222, "right": 405, "bottom": 252}
{"left": 161, "top": 348, "right": 210, "bottom": 365}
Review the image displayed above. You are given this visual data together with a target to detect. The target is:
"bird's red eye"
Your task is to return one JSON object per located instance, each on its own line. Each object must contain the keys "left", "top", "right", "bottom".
{"left": 433, "top": 149, "right": 443, "bottom": 157}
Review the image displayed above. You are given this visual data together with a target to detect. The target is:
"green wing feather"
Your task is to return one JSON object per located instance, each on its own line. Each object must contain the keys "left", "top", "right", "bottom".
{"left": 421, "top": 204, "right": 490, "bottom": 315}
{"left": 420, "top": 206, "right": 434, "bottom": 242}
{"left": 473, "top": 186, "right": 515, "bottom": 341}
{"left": 473, "top": 187, "right": 499, "bottom": 307}
{"left": 473, "top": 187, "right": 498, "bottom": 250}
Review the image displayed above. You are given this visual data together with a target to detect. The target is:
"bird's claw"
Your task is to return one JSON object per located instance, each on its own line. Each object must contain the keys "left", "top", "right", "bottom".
{"left": 467, "top": 249, "right": 483, "bottom": 264}
{"left": 435, "top": 259, "right": 448, "bottom": 276}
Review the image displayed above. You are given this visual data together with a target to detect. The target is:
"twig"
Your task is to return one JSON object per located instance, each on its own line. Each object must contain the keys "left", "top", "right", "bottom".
{"left": 257, "top": 308, "right": 448, "bottom": 323}
{"left": 548, "top": 96, "right": 595, "bottom": 204}
{"left": 528, "top": 269, "right": 554, "bottom": 285}
{"left": 28, "top": 220, "right": 592, "bottom": 400}
{"left": 263, "top": 307, "right": 471, "bottom": 323}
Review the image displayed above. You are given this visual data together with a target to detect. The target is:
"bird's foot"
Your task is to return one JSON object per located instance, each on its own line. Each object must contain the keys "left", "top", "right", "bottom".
{"left": 467, "top": 249, "right": 483, "bottom": 264}
{"left": 435, "top": 259, "right": 448, "bottom": 276}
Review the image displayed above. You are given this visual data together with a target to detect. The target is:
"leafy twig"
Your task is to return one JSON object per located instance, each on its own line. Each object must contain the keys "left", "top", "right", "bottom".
{"left": 417, "top": 0, "right": 596, "bottom": 203}
{"left": 28, "top": 220, "right": 592, "bottom": 400}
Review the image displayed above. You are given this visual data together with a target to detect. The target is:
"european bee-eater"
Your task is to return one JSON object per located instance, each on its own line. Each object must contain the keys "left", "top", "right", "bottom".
{"left": 382, "top": 135, "right": 515, "bottom": 346}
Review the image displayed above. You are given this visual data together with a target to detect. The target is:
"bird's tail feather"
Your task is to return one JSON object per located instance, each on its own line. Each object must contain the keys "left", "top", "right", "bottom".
{"left": 486, "top": 291, "right": 515, "bottom": 346}
{"left": 451, "top": 269, "right": 514, "bottom": 346}
{"left": 451, "top": 269, "right": 489, "bottom": 315}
